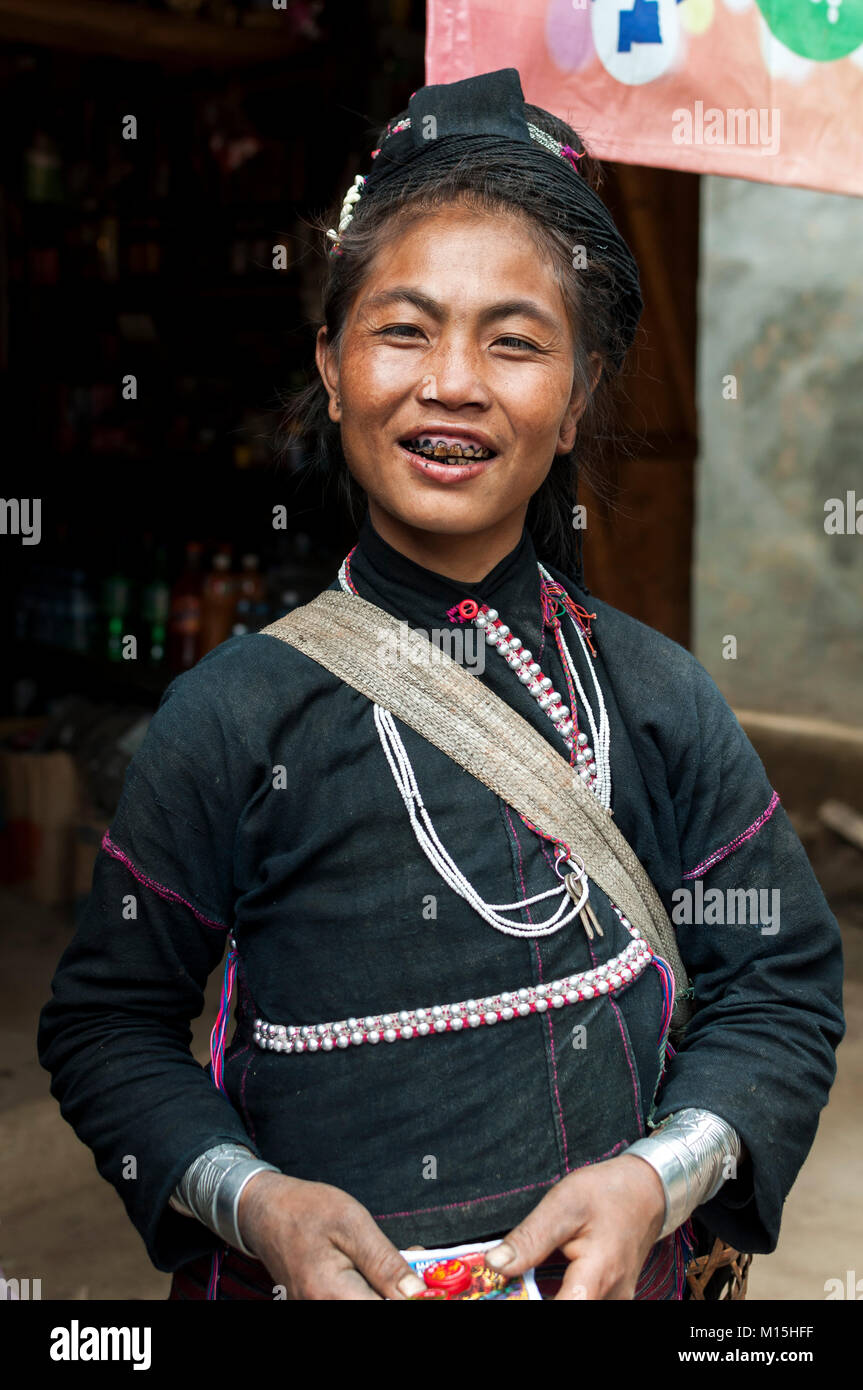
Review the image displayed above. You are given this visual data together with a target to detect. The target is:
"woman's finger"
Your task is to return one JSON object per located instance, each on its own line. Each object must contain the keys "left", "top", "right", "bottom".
{"left": 485, "top": 1179, "right": 588, "bottom": 1277}
{"left": 554, "top": 1254, "right": 598, "bottom": 1301}
{"left": 554, "top": 1248, "right": 634, "bottom": 1302}
{"left": 335, "top": 1205, "right": 427, "bottom": 1300}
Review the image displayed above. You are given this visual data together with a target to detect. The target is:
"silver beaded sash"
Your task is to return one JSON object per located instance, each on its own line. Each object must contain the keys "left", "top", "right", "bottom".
{"left": 254, "top": 916, "right": 654, "bottom": 1056}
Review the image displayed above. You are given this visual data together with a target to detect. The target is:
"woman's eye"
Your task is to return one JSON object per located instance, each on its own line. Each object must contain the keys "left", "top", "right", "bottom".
{"left": 496, "top": 335, "right": 537, "bottom": 350}
{"left": 380, "top": 324, "right": 424, "bottom": 339}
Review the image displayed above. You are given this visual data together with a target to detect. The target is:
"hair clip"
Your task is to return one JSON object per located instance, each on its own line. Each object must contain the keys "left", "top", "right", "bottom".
{"left": 526, "top": 123, "right": 586, "bottom": 172}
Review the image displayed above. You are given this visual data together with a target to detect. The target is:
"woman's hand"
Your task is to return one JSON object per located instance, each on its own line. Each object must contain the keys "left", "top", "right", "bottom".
{"left": 237, "top": 1171, "right": 427, "bottom": 1300}
{"left": 485, "top": 1153, "right": 666, "bottom": 1300}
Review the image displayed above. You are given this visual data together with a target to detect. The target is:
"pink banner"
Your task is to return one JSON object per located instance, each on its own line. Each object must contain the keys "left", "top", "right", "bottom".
{"left": 426, "top": 0, "right": 863, "bottom": 196}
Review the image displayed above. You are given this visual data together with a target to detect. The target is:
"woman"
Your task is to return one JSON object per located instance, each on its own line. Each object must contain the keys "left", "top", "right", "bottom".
{"left": 38, "top": 69, "right": 844, "bottom": 1302}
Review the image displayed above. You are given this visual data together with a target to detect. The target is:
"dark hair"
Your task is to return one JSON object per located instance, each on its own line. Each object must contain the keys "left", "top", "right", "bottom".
{"left": 280, "top": 103, "right": 638, "bottom": 577}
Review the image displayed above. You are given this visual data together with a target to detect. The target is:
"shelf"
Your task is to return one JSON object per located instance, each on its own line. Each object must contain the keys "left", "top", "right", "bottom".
{"left": 14, "top": 277, "right": 302, "bottom": 297}
{"left": 15, "top": 202, "right": 311, "bottom": 224}
{"left": 14, "top": 641, "right": 171, "bottom": 702}
{"left": 0, "top": 0, "right": 312, "bottom": 67}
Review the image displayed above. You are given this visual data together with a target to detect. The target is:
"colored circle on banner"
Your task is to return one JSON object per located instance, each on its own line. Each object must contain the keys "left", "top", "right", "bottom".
{"left": 755, "top": 0, "right": 863, "bottom": 61}
{"left": 545, "top": 0, "right": 595, "bottom": 73}
{"left": 680, "top": 0, "right": 715, "bottom": 36}
{"left": 592, "top": 0, "right": 681, "bottom": 84}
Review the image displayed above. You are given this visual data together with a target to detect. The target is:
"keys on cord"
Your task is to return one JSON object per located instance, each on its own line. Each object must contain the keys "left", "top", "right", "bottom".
{"left": 564, "top": 872, "right": 604, "bottom": 942}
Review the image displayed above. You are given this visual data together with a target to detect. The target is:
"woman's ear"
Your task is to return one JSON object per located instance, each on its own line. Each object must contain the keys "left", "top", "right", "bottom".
{"left": 587, "top": 351, "right": 603, "bottom": 395}
{"left": 315, "top": 326, "right": 341, "bottom": 422}
{"left": 556, "top": 352, "right": 603, "bottom": 454}
{"left": 556, "top": 408, "right": 580, "bottom": 455}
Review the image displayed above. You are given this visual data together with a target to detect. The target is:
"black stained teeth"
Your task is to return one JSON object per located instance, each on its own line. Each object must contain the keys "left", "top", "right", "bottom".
{"left": 403, "top": 438, "right": 492, "bottom": 460}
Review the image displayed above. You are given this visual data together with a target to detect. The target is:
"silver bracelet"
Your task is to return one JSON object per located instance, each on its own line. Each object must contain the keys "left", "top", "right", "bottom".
{"left": 169, "top": 1143, "right": 282, "bottom": 1258}
{"left": 625, "top": 1109, "right": 742, "bottom": 1239}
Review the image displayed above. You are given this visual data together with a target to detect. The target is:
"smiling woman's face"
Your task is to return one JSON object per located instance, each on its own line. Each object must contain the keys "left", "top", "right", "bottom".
{"left": 316, "top": 203, "right": 595, "bottom": 570}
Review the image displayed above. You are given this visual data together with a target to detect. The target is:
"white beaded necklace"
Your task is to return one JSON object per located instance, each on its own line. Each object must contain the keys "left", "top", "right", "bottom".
{"left": 375, "top": 704, "right": 588, "bottom": 937}
{"left": 538, "top": 562, "right": 612, "bottom": 809}
{"left": 338, "top": 554, "right": 612, "bottom": 941}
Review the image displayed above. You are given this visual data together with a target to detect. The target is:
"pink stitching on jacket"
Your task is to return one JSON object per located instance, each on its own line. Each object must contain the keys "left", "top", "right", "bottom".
{"left": 239, "top": 1050, "right": 258, "bottom": 1143}
{"left": 373, "top": 1174, "right": 560, "bottom": 1221}
{"left": 681, "top": 790, "right": 780, "bottom": 880}
{"left": 539, "top": 959, "right": 571, "bottom": 1174}
{"left": 583, "top": 898, "right": 644, "bottom": 1137}
{"left": 101, "top": 831, "right": 228, "bottom": 929}
{"left": 608, "top": 994, "right": 644, "bottom": 1133}
{"left": 373, "top": 1140, "right": 628, "bottom": 1221}
{"left": 504, "top": 806, "right": 571, "bottom": 1173}
{"left": 538, "top": 838, "right": 643, "bottom": 1136}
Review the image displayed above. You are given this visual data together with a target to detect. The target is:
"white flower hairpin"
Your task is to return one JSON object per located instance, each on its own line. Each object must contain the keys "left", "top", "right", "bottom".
{"left": 326, "top": 174, "right": 366, "bottom": 256}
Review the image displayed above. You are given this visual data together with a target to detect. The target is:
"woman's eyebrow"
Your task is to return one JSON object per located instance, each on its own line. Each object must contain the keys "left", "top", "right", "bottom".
{"left": 361, "top": 287, "right": 560, "bottom": 334}
{"left": 361, "top": 288, "right": 439, "bottom": 317}
{"left": 480, "top": 299, "right": 561, "bottom": 334}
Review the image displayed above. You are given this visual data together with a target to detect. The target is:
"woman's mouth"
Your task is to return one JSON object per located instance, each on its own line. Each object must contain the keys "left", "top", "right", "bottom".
{"left": 397, "top": 435, "right": 498, "bottom": 485}
{"left": 399, "top": 434, "right": 497, "bottom": 463}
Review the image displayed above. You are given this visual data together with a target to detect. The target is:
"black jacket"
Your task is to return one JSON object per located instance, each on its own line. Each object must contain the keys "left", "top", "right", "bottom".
{"left": 38, "top": 514, "right": 844, "bottom": 1270}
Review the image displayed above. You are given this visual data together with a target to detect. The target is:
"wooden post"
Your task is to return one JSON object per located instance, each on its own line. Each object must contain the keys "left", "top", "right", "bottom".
{"left": 581, "top": 164, "right": 700, "bottom": 649}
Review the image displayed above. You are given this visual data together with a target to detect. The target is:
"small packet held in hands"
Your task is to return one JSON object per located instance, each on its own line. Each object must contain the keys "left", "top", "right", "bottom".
{"left": 399, "top": 1239, "right": 541, "bottom": 1300}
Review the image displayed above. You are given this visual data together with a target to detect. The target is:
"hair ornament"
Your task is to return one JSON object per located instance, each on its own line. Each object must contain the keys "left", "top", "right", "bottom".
{"left": 325, "top": 117, "right": 585, "bottom": 257}
{"left": 325, "top": 173, "right": 366, "bottom": 256}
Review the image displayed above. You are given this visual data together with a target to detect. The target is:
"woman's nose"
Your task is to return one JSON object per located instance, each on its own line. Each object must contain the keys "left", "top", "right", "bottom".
{"left": 417, "top": 338, "right": 492, "bottom": 409}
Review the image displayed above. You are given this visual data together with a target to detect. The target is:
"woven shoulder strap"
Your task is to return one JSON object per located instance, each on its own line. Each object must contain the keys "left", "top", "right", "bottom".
{"left": 261, "top": 589, "right": 692, "bottom": 1033}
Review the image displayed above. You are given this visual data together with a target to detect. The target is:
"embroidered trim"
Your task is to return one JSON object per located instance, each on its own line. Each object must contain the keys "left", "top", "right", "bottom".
{"left": 681, "top": 790, "right": 780, "bottom": 881}
{"left": 101, "top": 831, "right": 228, "bottom": 930}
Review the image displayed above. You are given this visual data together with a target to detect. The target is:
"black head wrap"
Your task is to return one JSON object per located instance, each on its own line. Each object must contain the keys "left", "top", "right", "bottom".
{"left": 333, "top": 68, "right": 643, "bottom": 371}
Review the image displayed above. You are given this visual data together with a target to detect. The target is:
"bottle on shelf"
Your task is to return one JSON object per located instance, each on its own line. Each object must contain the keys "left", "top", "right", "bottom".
{"left": 142, "top": 546, "right": 171, "bottom": 666}
{"left": 96, "top": 215, "right": 120, "bottom": 282}
{"left": 24, "top": 131, "right": 63, "bottom": 204}
{"left": 168, "top": 541, "right": 205, "bottom": 673}
{"left": 237, "top": 553, "right": 265, "bottom": 605}
{"left": 68, "top": 570, "right": 96, "bottom": 654}
{"left": 199, "top": 546, "right": 237, "bottom": 656}
{"left": 231, "top": 598, "right": 253, "bottom": 638}
{"left": 103, "top": 570, "right": 131, "bottom": 663}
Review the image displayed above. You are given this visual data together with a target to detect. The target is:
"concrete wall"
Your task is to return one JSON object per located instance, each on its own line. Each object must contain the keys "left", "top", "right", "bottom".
{"left": 693, "top": 174, "right": 863, "bottom": 726}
